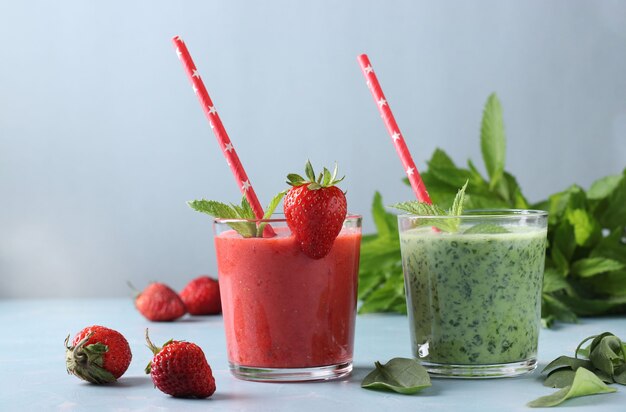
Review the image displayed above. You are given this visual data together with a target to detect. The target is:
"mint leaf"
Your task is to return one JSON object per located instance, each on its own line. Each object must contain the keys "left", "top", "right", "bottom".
{"left": 232, "top": 197, "right": 255, "bottom": 220}
{"left": 566, "top": 208, "right": 601, "bottom": 247}
{"left": 541, "top": 294, "right": 578, "bottom": 324}
{"left": 596, "top": 169, "right": 626, "bottom": 228}
{"left": 528, "top": 367, "right": 616, "bottom": 407}
{"left": 189, "top": 193, "right": 286, "bottom": 239}
{"left": 480, "top": 93, "right": 506, "bottom": 189}
{"left": 588, "top": 174, "right": 623, "bottom": 200}
{"left": 571, "top": 257, "right": 625, "bottom": 278}
{"left": 361, "top": 358, "right": 431, "bottom": 395}
{"left": 188, "top": 199, "right": 257, "bottom": 238}
{"left": 542, "top": 268, "right": 570, "bottom": 293}
{"left": 371, "top": 191, "right": 397, "bottom": 239}
{"left": 391, "top": 201, "right": 446, "bottom": 216}
{"left": 358, "top": 193, "right": 405, "bottom": 314}
{"left": 581, "top": 270, "right": 626, "bottom": 297}
{"left": 450, "top": 180, "right": 468, "bottom": 216}
{"left": 256, "top": 190, "right": 287, "bottom": 237}
{"left": 463, "top": 223, "right": 510, "bottom": 234}
{"left": 391, "top": 181, "right": 468, "bottom": 233}
{"left": 188, "top": 199, "right": 239, "bottom": 219}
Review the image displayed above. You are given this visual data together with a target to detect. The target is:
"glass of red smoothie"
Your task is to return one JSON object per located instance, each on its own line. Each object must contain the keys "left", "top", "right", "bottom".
{"left": 214, "top": 214, "right": 362, "bottom": 382}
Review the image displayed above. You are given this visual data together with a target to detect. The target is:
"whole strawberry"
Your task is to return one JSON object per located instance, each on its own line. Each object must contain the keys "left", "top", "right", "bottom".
{"left": 180, "top": 276, "right": 221, "bottom": 315}
{"left": 65, "top": 325, "right": 132, "bottom": 384}
{"left": 284, "top": 161, "right": 347, "bottom": 259}
{"left": 135, "top": 282, "right": 187, "bottom": 322}
{"left": 145, "top": 329, "right": 216, "bottom": 398}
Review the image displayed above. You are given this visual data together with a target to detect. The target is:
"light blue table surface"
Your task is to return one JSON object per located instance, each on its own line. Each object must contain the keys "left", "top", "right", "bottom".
{"left": 0, "top": 299, "right": 624, "bottom": 411}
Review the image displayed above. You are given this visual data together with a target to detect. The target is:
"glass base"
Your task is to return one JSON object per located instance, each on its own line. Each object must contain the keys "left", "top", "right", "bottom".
{"left": 229, "top": 361, "right": 352, "bottom": 382}
{"left": 422, "top": 358, "right": 537, "bottom": 378}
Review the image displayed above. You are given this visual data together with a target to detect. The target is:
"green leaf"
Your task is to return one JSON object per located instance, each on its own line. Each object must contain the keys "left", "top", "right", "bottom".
{"left": 427, "top": 148, "right": 457, "bottom": 169}
{"left": 571, "top": 257, "right": 625, "bottom": 278}
{"left": 558, "top": 294, "right": 626, "bottom": 316}
{"left": 582, "top": 270, "right": 626, "bottom": 297}
{"left": 590, "top": 226, "right": 626, "bottom": 264}
{"left": 541, "top": 356, "right": 592, "bottom": 376}
{"left": 595, "top": 169, "right": 626, "bottom": 228}
{"left": 358, "top": 272, "right": 405, "bottom": 314}
{"left": 552, "top": 220, "right": 576, "bottom": 263}
{"left": 188, "top": 199, "right": 239, "bottom": 219}
{"left": 304, "top": 160, "right": 316, "bottom": 181}
{"left": 361, "top": 358, "right": 431, "bottom": 395}
{"left": 528, "top": 367, "right": 616, "bottom": 407}
{"left": 391, "top": 201, "right": 446, "bottom": 216}
{"left": 550, "top": 246, "right": 570, "bottom": 277}
{"left": 544, "top": 369, "right": 576, "bottom": 389}
{"left": 257, "top": 190, "right": 287, "bottom": 237}
{"left": 566, "top": 208, "right": 601, "bottom": 247}
{"left": 286, "top": 173, "right": 305, "bottom": 186}
{"left": 588, "top": 334, "right": 625, "bottom": 379}
{"left": 322, "top": 168, "right": 332, "bottom": 186}
{"left": 614, "top": 364, "right": 626, "bottom": 385}
{"left": 542, "top": 268, "right": 570, "bottom": 293}
{"left": 541, "top": 294, "right": 578, "bottom": 324}
{"left": 371, "top": 191, "right": 397, "bottom": 239}
{"left": 588, "top": 175, "right": 623, "bottom": 200}
{"left": 480, "top": 93, "right": 506, "bottom": 189}
{"left": 463, "top": 223, "right": 510, "bottom": 235}
{"left": 502, "top": 171, "right": 530, "bottom": 209}
{"left": 450, "top": 180, "right": 468, "bottom": 216}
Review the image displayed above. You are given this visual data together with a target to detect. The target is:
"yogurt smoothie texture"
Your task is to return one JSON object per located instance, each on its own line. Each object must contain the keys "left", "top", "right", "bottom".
{"left": 215, "top": 225, "right": 361, "bottom": 369}
{"left": 400, "top": 224, "right": 547, "bottom": 366}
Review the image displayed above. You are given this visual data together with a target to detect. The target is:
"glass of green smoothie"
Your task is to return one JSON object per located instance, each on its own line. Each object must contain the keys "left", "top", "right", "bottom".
{"left": 398, "top": 209, "right": 548, "bottom": 378}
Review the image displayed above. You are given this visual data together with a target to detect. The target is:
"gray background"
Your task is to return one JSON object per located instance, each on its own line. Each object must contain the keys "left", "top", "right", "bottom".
{"left": 1, "top": 1, "right": 625, "bottom": 298}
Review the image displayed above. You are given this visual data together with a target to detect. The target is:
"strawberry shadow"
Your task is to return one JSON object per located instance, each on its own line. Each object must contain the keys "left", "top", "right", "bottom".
{"left": 174, "top": 317, "right": 207, "bottom": 323}
{"left": 112, "top": 376, "right": 154, "bottom": 388}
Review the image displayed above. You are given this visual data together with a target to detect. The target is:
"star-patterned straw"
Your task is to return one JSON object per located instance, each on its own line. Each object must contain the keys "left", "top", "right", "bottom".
{"left": 357, "top": 54, "right": 432, "bottom": 204}
{"left": 172, "top": 35, "right": 270, "bottom": 230}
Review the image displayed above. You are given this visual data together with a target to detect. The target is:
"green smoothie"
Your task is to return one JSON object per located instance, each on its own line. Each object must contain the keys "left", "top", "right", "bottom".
{"left": 400, "top": 224, "right": 546, "bottom": 366}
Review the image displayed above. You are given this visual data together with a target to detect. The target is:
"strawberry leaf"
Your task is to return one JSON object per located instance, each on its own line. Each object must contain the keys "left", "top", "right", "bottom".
{"left": 305, "top": 160, "right": 316, "bottom": 182}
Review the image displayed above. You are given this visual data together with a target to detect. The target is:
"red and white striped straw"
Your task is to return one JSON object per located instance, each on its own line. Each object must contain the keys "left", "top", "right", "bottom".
{"left": 172, "top": 35, "right": 268, "bottom": 223}
{"left": 357, "top": 54, "right": 432, "bottom": 204}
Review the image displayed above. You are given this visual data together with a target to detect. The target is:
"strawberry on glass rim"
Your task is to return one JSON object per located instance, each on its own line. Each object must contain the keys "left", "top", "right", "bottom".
{"left": 283, "top": 161, "right": 348, "bottom": 259}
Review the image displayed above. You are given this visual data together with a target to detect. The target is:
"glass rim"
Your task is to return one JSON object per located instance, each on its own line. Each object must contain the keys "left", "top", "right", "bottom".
{"left": 397, "top": 208, "right": 548, "bottom": 220}
{"left": 214, "top": 213, "right": 362, "bottom": 224}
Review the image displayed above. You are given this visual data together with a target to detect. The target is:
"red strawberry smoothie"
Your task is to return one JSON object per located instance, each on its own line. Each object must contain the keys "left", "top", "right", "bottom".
{"left": 215, "top": 225, "right": 361, "bottom": 369}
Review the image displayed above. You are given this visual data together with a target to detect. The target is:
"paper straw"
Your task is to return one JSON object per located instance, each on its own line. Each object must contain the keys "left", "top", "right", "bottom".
{"left": 172, "top": 36, "right": 270, "bottom": 229}
{"left": 357, "top": 54, "right": 432, "bottom": 204}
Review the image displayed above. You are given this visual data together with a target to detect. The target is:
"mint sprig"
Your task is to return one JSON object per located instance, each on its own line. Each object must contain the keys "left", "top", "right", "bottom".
{"left": 391, "top": 181, "right": 468, "bottom": 232}
{"left": 188, "top": 190, "right": 286, "bottom": 238}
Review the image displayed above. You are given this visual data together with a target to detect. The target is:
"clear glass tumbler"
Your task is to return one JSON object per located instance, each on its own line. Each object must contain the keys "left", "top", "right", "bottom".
{"left": 398, "top": 209, "right": 548, "bottom": 378}
{"left": 214, "top": 214, "right": 362, "bottom": 382}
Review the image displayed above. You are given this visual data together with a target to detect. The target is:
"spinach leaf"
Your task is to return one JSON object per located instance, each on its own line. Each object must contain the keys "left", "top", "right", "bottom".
{"left": 544, "top": 369, "right": 576, "bottom": 389}
{"left": 542, "top": 356, "right": 592, "bottom": 376}
{"left": 528, "top": 367, "right": 616, "bottom": 407}
{"left": 361, "top": 358, "right": 431, "bottom": 395}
